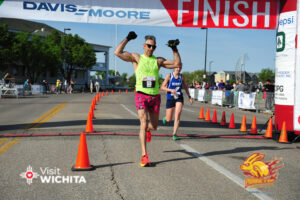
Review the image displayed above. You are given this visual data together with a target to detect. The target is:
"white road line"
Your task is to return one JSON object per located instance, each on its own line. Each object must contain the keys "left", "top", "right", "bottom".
{"left": 121, "top": 104, "right": 139, "bottom": 118}
{"left": 180, "top": 144, "right": 274, "bottom": 200}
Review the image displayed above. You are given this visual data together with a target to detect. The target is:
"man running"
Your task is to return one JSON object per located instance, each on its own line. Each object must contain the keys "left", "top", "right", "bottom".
{"left": 160, "top": 67, "right": 193, "bottom": 140}
{"left": 114, "top": 31, "right": 182, "bottom": 167}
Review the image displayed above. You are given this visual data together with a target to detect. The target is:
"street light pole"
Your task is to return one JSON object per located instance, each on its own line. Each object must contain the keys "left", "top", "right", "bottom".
{"left": 63, "top": 28, "right": 71, "bottom": 79}
{"left": 202, "top": 28, "right": 208, "bottom": 80}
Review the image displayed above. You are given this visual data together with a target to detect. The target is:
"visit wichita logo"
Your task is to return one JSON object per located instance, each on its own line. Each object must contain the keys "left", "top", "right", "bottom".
{"left": 20, "top": 165, "right": 86, "bottom": 185}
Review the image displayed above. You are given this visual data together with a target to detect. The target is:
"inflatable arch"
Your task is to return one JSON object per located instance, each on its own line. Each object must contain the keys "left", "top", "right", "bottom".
{"left": 0, "top": 0, "right": 299, "bottom": 134}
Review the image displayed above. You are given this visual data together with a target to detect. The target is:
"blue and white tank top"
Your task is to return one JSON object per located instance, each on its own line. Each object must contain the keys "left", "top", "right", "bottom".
{"left": 167, "top": 72, "right": 183, "bottom": 100}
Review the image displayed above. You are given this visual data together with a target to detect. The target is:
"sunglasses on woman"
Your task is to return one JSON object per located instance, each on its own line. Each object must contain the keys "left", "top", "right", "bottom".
{"left": 145, "top": 43, "right": 156, "bottom": 50}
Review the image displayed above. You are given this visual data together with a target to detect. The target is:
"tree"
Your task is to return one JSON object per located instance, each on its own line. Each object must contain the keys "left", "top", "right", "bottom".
{"left": 12, "top": 32, "right": 50, "bottom": 82}
{"left": 182, "top": 71, "right": 192, "bottom": 85}
{"left": 109, "top": 70, "right": 120, "bottom": 76}
{"left": 120, "top": 72, "right": 128, "bottom": 85}
{"left": 128, "top": 74, "right": 136, "bottom": 90}
{"left": 95, "top": 71, "right": 105, "bottom": 80}
{"left": 190, "top": 70, "right": 204, "bottom": 83}
{"left": 0, "top": 24, "right": 14, "bottom": 72}
{"left": 44, "top": 31, "right": 64, "bottom": 76}
{"left": 62, "top": 34, "right": 96, "bottom": 82}
{"left": 258, "top": 68, "right": 275, "bottom": 82}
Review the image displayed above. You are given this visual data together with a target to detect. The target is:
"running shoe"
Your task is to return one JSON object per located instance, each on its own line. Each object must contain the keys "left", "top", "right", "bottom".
{"left": 146, "top": 130, "right": 151, "bottom": 142}
{"left": 172, "top": 134, "right": 179, "bottom": 141}
{"left": 162, "top": 117, "right": 166, "bottom": 125}
{"left": 140, "top": 154, "right": 151, "bottom": 167}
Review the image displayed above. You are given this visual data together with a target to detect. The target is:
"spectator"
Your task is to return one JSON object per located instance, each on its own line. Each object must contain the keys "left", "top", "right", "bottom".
{"left": 202, "top": 79, "right": 207, "bottom": 90}
{"left": 69, "top": 78, "right": 76, "bottom": 94}
{"left": 235, "top": 80, "right": 246, "bottom": 91}
{"left": 205, "top": 82, "right": 210, "bottom": 90}
{"left": 263, "top": 79, "right": 274, "bottom": 112}
{"left": 89, "top": 79, "right": 94, "bottom": 94}
{"left": 210, "top": 82, "right": 218, "bottom": 90}
{"left": 59, "top": 80, "right": 63, "bottom": 94}
{"left": 3, "top": 73, "right": 12, "bottom": 86}
{"left": 64, "top": 79, "right": 68, "bottom": 94}
{"left": 224, "top": 81, "right": 233, "bottom": 106}
{"left": 218, "top": 80, "right": 225, "bottom": 90}
{"left": 248, "top": 81, "right": 257, "bottom": 93}
{"left": 42, "top": 80, "right": 47, "bottom": 94}
{"left": 24, "top": 79, "right": 31, "bottom": 94}
{"left": 95, "top": 80, "right": 100, "bottom": 93}
{"left": 56, "top": 79, "right": 60, "bottom": 94}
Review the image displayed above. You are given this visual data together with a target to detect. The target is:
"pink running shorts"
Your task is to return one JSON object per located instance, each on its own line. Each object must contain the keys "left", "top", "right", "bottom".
{"left": 135, "top": 92, "right": 161, "bottom": 114}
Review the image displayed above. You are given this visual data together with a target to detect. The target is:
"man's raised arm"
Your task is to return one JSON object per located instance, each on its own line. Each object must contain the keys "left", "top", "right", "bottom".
{"left": 114, "top": 31, "right": 137, "bottom": 62}
{"left": 160, "top": 39, "right": 182, "bottom": 69}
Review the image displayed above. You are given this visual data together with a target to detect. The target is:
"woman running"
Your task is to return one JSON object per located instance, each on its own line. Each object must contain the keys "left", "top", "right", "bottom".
{"left": 160, "top": 67, "right": 193, "bottom": 140}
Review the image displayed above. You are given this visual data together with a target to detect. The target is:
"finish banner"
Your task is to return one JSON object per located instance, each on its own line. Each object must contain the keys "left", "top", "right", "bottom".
{"left": 0, "top": 0, "right": 279, "bottom": 29}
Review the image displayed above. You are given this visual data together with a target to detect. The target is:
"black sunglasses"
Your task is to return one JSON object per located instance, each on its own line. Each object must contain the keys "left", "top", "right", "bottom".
{"left": 145, "top": 43, "right": 156, "bottom": 49}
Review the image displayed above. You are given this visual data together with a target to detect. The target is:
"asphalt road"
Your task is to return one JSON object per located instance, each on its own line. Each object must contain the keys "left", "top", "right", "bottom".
{"left": 0, "top": 92, "right": 299, "bottom": 200}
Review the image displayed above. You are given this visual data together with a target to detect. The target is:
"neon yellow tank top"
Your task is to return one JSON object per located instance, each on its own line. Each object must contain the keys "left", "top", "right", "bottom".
{"left": 135, "top": 54, "right": 160, "bottom": 95}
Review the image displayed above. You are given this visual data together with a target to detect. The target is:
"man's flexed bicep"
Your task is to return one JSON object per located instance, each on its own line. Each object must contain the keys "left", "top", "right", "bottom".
{"left": 116, "top": 50, "right": 137, "bottom": 63}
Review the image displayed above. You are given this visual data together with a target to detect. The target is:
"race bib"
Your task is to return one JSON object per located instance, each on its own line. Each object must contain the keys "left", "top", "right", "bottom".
{"left": 142, "top": 76, "right": 156, "bottom": 88}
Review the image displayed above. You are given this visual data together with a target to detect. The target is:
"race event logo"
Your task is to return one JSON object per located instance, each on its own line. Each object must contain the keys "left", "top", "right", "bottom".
{"left": 276, "top": 32, "right": 285, "bottom": 52}
{"left": 20, "top": 165, "right": 86, "bottom": 185}
{"left": 23, "top": 1, "right": 150, "bottom": 20}
{"left": 240, "top": 153, "right": 284, "bottom": 188}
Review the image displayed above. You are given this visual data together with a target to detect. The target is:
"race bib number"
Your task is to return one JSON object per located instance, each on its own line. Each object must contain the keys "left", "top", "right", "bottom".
{"left": 142, "top": 76, "right": 156, "bottom": 88}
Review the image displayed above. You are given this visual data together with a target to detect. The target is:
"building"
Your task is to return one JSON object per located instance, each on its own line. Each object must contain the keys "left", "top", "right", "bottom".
{"left": 214, "top": 70, "right": 258, "bottom": 83}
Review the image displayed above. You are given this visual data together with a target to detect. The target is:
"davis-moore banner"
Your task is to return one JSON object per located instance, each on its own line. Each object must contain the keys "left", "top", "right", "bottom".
{"left": 0, "top": 0, "right": 279, "bottom": 29}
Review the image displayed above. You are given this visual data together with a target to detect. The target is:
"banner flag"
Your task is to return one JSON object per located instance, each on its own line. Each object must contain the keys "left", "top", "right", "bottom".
{"left": 197, "top": 89, "right": 205, "bottom": 102}
{"left": 211, "top": 90, "right": 223, "bottom": 106}
{"left": 0, "top": 0, "right": 279, "bottom": 29}
{"left": 238, "top": 92, "right": 256, "bottom": 110}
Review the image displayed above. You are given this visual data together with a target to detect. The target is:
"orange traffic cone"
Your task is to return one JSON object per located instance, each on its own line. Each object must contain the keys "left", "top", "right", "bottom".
{"left": 264, "top": 118, "right": 273, "bottom": 138}
{"left": 126, "top": 89, "right": 128, "bottom": 94}
{"left": 220, "top": 111, "right": 226, "bottom": 126}
{"left": 96, "top": 93, "right": 99, "bottom": 101}
{"left": 93, "top": 96, "right": 97, "bottom": 105}
{"left": 90, "top": 106, "right": 95, "bottom": 119}
{"left": 240, "top": 115, "right": 247, "bottom": 132}
{"left": 111, "top": 90, "right": 114, "bottom": 95}
{"left": 205, "top": 108, "right": 211, "bottom": 121}
{"left": 134, "top": 89, "right": 136, "bottom": 93}
{"left": 85, "top": 112, "right": 94, "bottom": 133}
{"left": 198, "top": 107, "right": 204, "bottom": 119}
{"left": 106, "top": 90, "right": 108, "bottom": 96}
{"left": 249, "top": 116, "right": 257, "bottom": 134}
{"left": 278, "top": 121, "right": 289, "bottom": 143}
{"left": 119, "top": 89, "right": 121, "bottom": 94}
{"left": 229, "top": 113, "right": 235, "bottom": 129}
{"left": 212, "top": 109, "right": 218, "bottom": 123}
{"left": 99, "top": 92, "right": 101, "bottom": 98}
{"left": 71, "top": 133, "right": 95, "bottom": 171}
{"left": 102, "top": 91, "right": 104, "bottom": 96}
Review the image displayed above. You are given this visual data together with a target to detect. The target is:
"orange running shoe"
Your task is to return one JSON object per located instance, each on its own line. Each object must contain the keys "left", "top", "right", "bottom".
{"left": 146, "top": 130, "right": 151, "bottom": 142}
{"left": 140, "top": 154, "right": 151, "bottom": 167}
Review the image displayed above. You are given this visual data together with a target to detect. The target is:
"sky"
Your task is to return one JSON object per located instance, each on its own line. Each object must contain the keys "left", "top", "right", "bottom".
{"left": 35, "top": 20, "right": 277, "bottom": 78}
